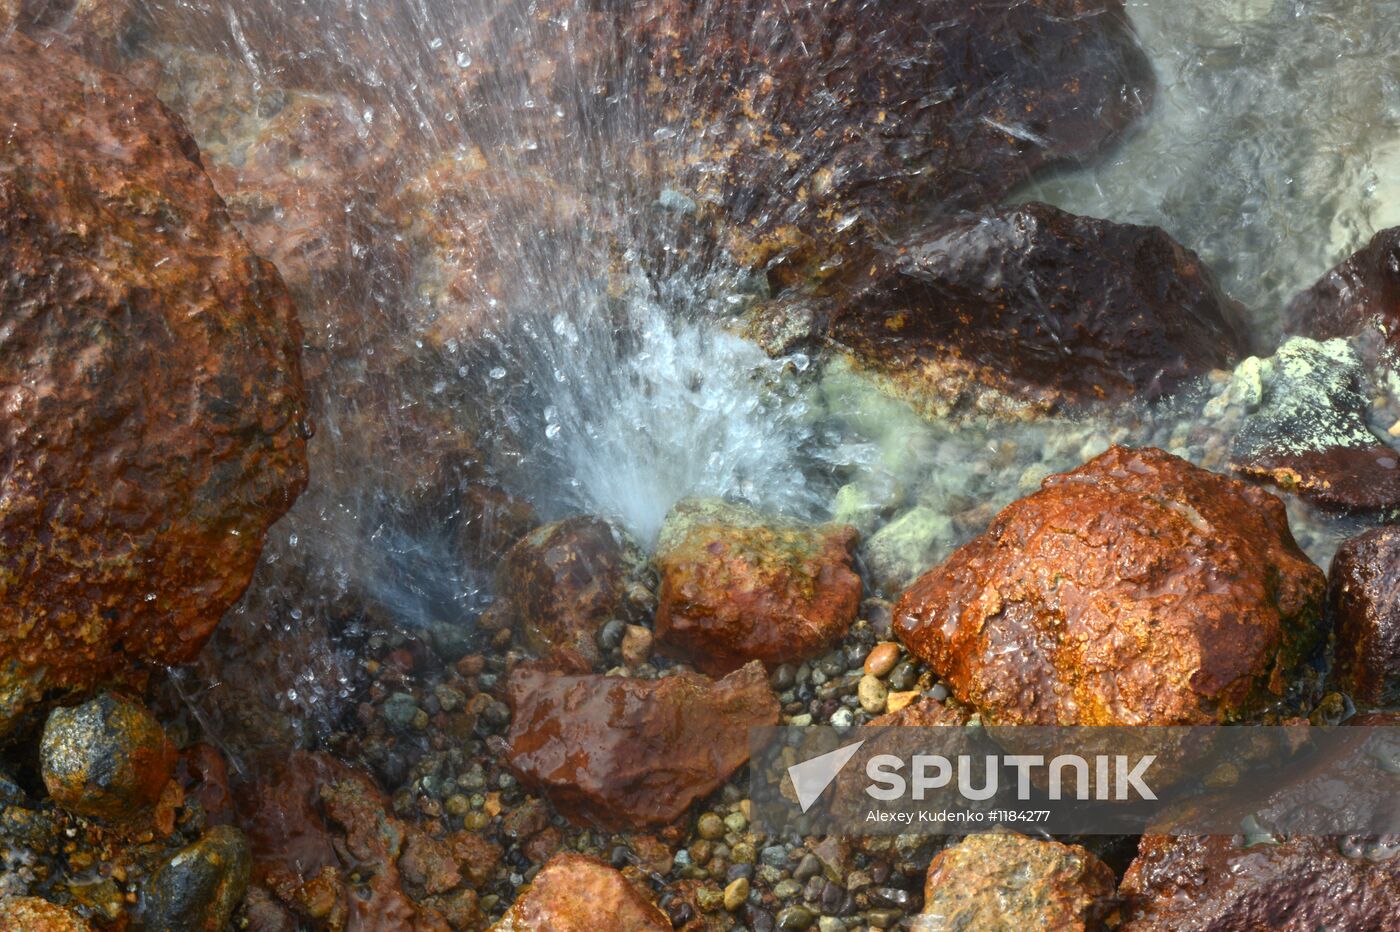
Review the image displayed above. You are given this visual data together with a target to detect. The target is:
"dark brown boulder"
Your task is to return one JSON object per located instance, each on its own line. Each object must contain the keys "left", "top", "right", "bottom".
{"left": 493, "top": 516, "right": 650, "bottom": 669}
{"left": 1120, "top": 835, "right": 1400, "bottom": 931}
{"left": 894, "top": 447, "right": 1326, "bottom": 725}
{"left": 490, "top": 853, "right": 670, "bottom": 932}
{"left": 630, "top": 0, "right": 1154, "bottom": 282}
{"left": 1328, "top": 526, "right": 1400, "bottom": 707}
{"left": 1287, "top": 225, "right": 1400, "bottom": 355}
{"left": 819, "top": 203, "right": 1245, "bottom": 419}
{"left": 0, "top": 34, "right": 309, "bottom": 736}
{"left": 504, "top": 662, "right": 779, "bottom": 830}
{"left": 654, "top": 499, "right": 862, "bottom": 676}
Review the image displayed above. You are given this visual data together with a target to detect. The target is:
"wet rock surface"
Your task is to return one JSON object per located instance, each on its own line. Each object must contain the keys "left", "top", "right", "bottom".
{"left": 1227, "top": 337, "right": 1400, "bottom": 511}
{"left": 143, "top": 824, "right": 252, "bottom": 932}
{"left": 1327, "top": 526, "right": 1400, "bottom": 707}
{"left": 655, "top": 499, "right": 862, "bottom": 675}
{"left": 504, "top": 661, "right": 779, "bottom": 830}
{"left": 895, "top": 446, "right": 1326, "bottom": 725}
{"left": 1287, "top": 225, "right": 1400, "bottom": 357}
{"left": 40, "top": 693, "right": 176, "bottom": 823}
{"left": 0, "top": 33, "right": 309, "bottom": 735}
{"left": 491, "top": 852, "right": 669, "bottom": 931}
{"left": 914, "top": 834, "right": 1117, "bottom": 932}
{"left": 493, "top": 516, "right": 650, "bottom": 669}
{"left": 1120, "top": 834, "right": 1400, "bottom": 931}
{"left": 814, "top": 203, "right": 1245, "bottom": 419}
{"left": 0, "top": 897, "right": 91, "bottom": 931}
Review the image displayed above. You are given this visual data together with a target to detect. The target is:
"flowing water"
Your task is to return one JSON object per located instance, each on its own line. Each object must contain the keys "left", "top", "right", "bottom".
{"left": 113, "top": 0, "right": 1400, "bottom": 749}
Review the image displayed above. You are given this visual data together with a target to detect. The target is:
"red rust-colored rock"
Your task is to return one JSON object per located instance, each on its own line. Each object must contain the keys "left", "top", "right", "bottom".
{"left": 504, "top": 661, "right": 779, "bottom": 830}
{"left": 821, "top": 203, "right": 1245, "bottom": 418}
{"left": 655, "top": 499, "right": 861, "bottom": 676}
{"left": 914, "top": 834, "right": 1118, "bottom": 931}
{"left": 1120, "top": 834, "right": 1400, "bottom": 931}
{"left": 895, "top": 447, "right": 1326, "bottom": 725}
{"left": 1287, "top": 225, "right": 1400, "bottom": 355}
{"left": 491, "top": 852, "right": 669, "bottom": 932}
{"left": 1327, "top": 526, "right": 1400, "bottom": 707}
{"left": 39, "top": 692, "right": 176, "bottom": 823}
{"left": 0, "top": 897, "right": 91, "bottom": 932}
{"left": 0, "top": 34, "right": 309, "bottom": 735}
{"left": 494, "top": 516, "right": 650, "bottom": 669}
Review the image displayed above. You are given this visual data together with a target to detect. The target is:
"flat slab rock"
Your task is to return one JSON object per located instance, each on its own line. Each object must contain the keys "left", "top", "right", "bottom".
{"left": 894, "top": 446, "right": 1326, "bottom": 725}
{"left": 819, "top": 202, "right": 1245, "bottom": 419}
{"left": 504, "top": 661, "right": 779, "bottom": 831}
{"left": 0, "top": 34, "right": 308, "bottom": 735}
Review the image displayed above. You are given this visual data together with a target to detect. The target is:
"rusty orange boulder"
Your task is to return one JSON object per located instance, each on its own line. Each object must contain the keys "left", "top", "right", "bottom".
{"left": 491, "top": 853, "right": 669, "bottom": 932}
{"left": 0, "top": 34, "right": 308, "bottom": 735}
{"left": 504, "top": 661, "right": 779, "bottom": 830}
{"left": 654, "top": 499, "right": 861, "bottom": 675}
{"left": 914, "top": 834, "right": 1117, "bottom": 931}
{"left": 1327, "top": 526, "right": 1400, "bottom": 707}
{"left": 895, "top": 447, "right": 1326, "bottom": 725}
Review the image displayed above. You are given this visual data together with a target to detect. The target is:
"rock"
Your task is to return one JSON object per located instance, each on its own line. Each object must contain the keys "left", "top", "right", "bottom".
{"left": 1227, "top": 338, "right": 1400, "bottom": 511}
{"left": 655, "top": 499, "right": 861, "bottom": 676}
{"left": 144, "top": 825, "right": 252, "bottom": 932}
{"left": 1120, "top": 834, "right": 1400, "bottom": 930}
{"left": 895, "top": 446, "right": 1326, "bottom": 725}
{"left": 491, "top": 852, "right": 669, "bottom": 931}
{"left": 816, "top": 203, "right": 1244, "bottom": 420}
{"left": 1286, "top": 225, "right": 1400, "bottom": 357}
{"left": 494, "top": 516, "right": 650, "bottom": 669}
{"left": 630, "top": 0, "right": 1153, "bottom": 282}
{"left": 504, "top": 661, "right": 779, "bottom": 830}
{"left": 620, "top": 625, "right": 654, "bottom": 668}
{"left": 863, "top": 643, "right": 901, "bottom": 679}
{"left": 722, "top": 877, "right": 748, "bottom": 912}
{"left": 0, "top": 897, "right": 91, "bottom": 931}
{"left": 0, "top": 0, "right": 140, "bottom": 67}
{"left": 913, "top": 834, "right": 1117, "bottom": 931}
{"left": 40, "top": 693, "right": 175, "bottom": 823}
{"left": 0, "top": 34, "right": 309, "bottom": 735}
{"left": 1327, "top": 527, "right": 1400, "bottom": 707}
{"left": 857, "top": 676, "right": 888, "bottom": 714}
{"left": 863, "top": 507, "right": 957, "bottom": 596}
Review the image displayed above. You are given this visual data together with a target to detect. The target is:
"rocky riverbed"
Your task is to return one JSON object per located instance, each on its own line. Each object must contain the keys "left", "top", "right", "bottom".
{"left": 2, "top": 1, "right": 1400, "bottom": 930}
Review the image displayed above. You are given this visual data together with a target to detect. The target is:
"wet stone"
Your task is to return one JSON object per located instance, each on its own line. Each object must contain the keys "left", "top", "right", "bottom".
{"left": 143, "top": 825, "right": 252, "bottom": 932}
{"left": 1327, "top": 526, "right": 1400, "bottom": 707}
{"left": 40, "top": 693, "right": 176, "bottom": 823}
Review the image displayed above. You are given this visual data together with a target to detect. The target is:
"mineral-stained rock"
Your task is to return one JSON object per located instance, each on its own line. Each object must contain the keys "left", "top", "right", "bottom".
{"left": 1227, "top": 338, "right": 1400, "bottom": 511}
{"left": 0, "top": 897, "right": 91, "bottom": 932}
{"left": 1327, "top": 527, "right": 1400, "bottom": 707}
{"left": 913, "top": 834, "right": 1117, "bottom": 932}
{"left": 491, "top": 852, "right": 669, "bottom": 932}
{"left": 144, "top": 825, "right": 252, "bottom": 932}
{"left": 1120, "top": 834, "right": 1400, "bottom": 931}
{"left": 0, "top": 34, "right": 309, "bottom": 736}
{"left": 0, "top": 0, "right": 140, "bottom": 67}
{"left": 815, "top": 203, "right": 1245, "bottom": 419}
{"left": 1286, "top": 225, "right": 1400, "bottom": 356}
{"left": 654, "top": 499, "right": 861, "bottom": 675}
{"left": 40, "top": 693, "right": 176, "bottom": 823}
{"left": 504, "top": 661, "right": 779, "bottom": 830}
{"left": 493, "top": 516, "right": 650, "bottom": 669}
{"left": 895, "top": 446, "right": 1326, "bottom": 725}
{"left": 629, "top": 0, "right": 1154, "bottom": 282}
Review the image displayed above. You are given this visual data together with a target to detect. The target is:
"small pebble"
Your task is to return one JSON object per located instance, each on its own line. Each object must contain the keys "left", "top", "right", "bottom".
{"left": 830, "top": 708, "right": 854, "bottom": 728}
{"left": 857, "top": 675, "right": 888, "bottom": 714}
{"left": 863, "top": 642, "right": 900, "bottom": 677}
{"left": 620, "top": 624, "right": 653, "bottom": 666}
{"left": 885, "top": 690, "right": 919, "bottom": 714}
{"left": 776, "top": 905, "right": 816, "bottom": 930}
{"left": 887, "top": 661, "right": 919, "bottom": 691}
{"left": 724, "top": 811, "right": 748, "bottom": 834}
{"left": 697, "top": 812, "right": 725, "bottom": 840}
{"left": 723, "top": 876, "right": 749, "bottom": 912}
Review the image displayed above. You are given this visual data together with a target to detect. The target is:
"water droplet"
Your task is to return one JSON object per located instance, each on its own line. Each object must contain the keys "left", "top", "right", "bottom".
{"left": 489, "top": 366, "right": 507, "bottom": 380}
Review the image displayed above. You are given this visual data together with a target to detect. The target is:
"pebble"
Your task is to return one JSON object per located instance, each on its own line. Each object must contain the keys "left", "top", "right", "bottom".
{"left": 724, "top": 876, "right": 750, "bottom": 911}
{"left": 887, "top": 661, "right": 919, "bottom": 691}
{"left": 818, "top": 919, "right": 845, "bottom": 932}
{"left": 760, "top": 845, "right": 790, "bottom": 868}
{"left": 697, "top": 812, "right": 725, "bottom": 840}
{"left": 724, "top": 811, "right": 748, "bottom": 834}
{"left": 777, "top": 905, "right": 816, "bottom": 930}
{"left": 885, "top": 690, "right": 919, "bottom": 714}
{"left": 773, "top": 879, "right": 802, "bottom": 900}
{"left": 381, "top": 692, "right": 421, "bottom": 729}
{"left": 863, "top": 642, "right": 900, "bottom": 677}
{"left": 620, "top": 624, "right": 653, "bottom": 666}
{"left": 597, "top": 618, "right": 627, "bottom": 651}
{"left": 830, "top": 708, "right": 854, "bottom": 728}
{"left": 793, "top": 853, "right": 822, "bottom": 881}
{"left": 857, "top": 675, "right": 888, "bottom": 713}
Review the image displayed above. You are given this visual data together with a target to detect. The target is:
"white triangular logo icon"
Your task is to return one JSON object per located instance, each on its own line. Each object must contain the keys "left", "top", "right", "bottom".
{"left": 788, "top": 740, "right": 865, "bottom": 812}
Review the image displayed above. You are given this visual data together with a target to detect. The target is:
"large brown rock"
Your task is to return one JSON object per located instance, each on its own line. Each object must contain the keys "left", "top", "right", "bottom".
{"left": 491, "top": 853, "right": 669, "bottom": 932}
{"left": 1327, "top": 526, "right": 1400, "bottom": 707}
{"left": 1287, "top": 225, "right": 1400, "bottom": 356}
{"left": 914, "top": 834, "right": 1117, "bottom": 931}
{"left": 894, "top": 446, "right": 1326, "bottom": 725}
{"left": 630, "top": 0, "right": 1154, "bottom": 282}
{"left": 1120, "top": 834, "right": 1400, "bottom": 931}
{"left": 493, "top": 516, "right": 650, "bottom": 669}
{"left": 0, "top": 34, "right": 309, "bottom": 735}
{"left": 504, "top": 661, "right": 779, "bottom": 830}
{"left": 818, "top": 203, "right": 1245, "bottom": 419}
{"left": 654, "top": 499, "right": 861, "bottom": 675}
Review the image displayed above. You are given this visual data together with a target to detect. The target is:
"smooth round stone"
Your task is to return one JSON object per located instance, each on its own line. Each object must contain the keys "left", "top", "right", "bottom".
{"left": 697, "top": 812, "right": 726, "bottom": 840}
{"left": 724, "top": 876, "right": 750, "bottom": 912}
{"left": 863, "top": 642, "right": 900, "bottom": 677}
{"left": 857, "top": 675, "right": 888, "bottom": 714}
{"left": 777, "top": 905, "right": 816, "bottom": 930}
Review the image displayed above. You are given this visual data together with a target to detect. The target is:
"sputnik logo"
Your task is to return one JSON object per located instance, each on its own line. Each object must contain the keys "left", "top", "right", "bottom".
{"left": 787, "top": 740, "right": 865, "bottom": 812}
